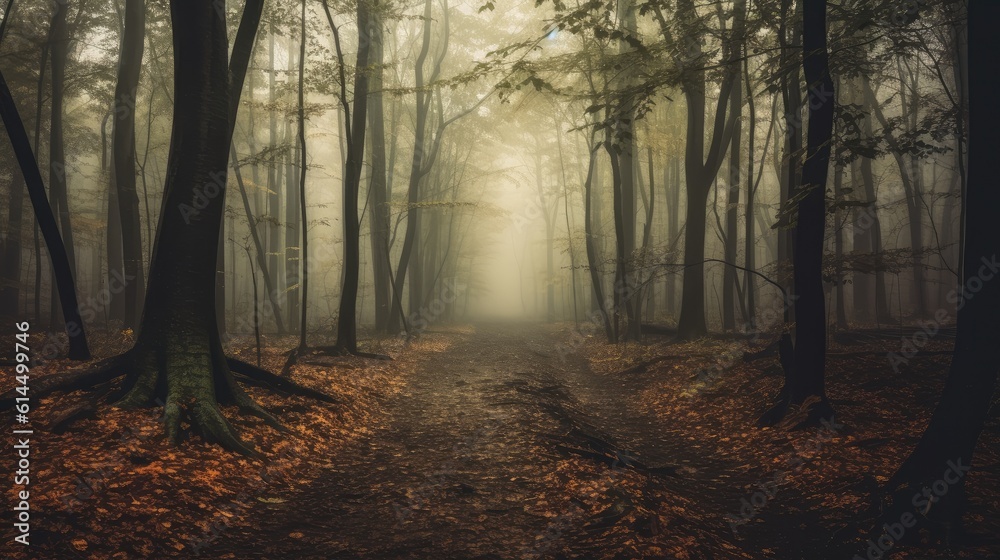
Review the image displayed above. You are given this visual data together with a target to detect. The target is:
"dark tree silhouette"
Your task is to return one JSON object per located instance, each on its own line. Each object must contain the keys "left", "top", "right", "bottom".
{"left": 0, "top": 0, "right": 331, "bottom": 455}
{"left": 0, "top": 68, "right": 91, "bottom": 360}
{"left": 109, "top": 0, "right": 148, "bottom": 329}
{"left": 873, "top": 0, "right": 998, "bottom": 546}
{"left": 759, "top": 0, "right": 835, "bottom": 427}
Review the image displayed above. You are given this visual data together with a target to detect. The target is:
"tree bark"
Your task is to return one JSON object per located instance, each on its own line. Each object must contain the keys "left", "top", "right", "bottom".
{"left": 878, "top": 1, "right": 997, "bottom": 541}
{"left": 110, "top": 0, "right": 147, "bottom": 329}
{"left": 789, "top": 0, "right": 834, "bottom": 423}
{"left": 367, "top": 8, "right": 391, "bottom": 332}
{"left": 584, "top": 143, "right": 614, "bottom": 341}
{"left": 48, "top": 2, "right": 76, "bottom": 330}
{"left": 330, "top": 0, "right": 372, "bottom": 352}
{"left": 0, "top": 67, "right": 90, "bottom": 359}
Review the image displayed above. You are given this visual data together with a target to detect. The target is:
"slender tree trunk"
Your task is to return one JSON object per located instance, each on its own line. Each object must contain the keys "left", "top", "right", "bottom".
{"left": 0, "top": 150, "right": 23, "bottom": 319}
{"left": 389, "top": 0, "right": 439, "bottom": 334}
{"left": 0, "top": 59, "right": 90, "bottom": 360}
{"left": 669, "top": 0, "right": 740, "bottom": 339}
{"left": 285, "top": 41, "right": 300, "bottom": 333}
{"left": 723, "top": 71, "right": 742, "bottom": 331}
{"left": 833, "top": 159, "right": 847, "bottom": 329}
{"left": 722, "top": 0, "right": 746, "bottom": 332}
{"left": 332, "top": 0, "right": 372, "bottom": 352}
{"left": 229, "top": 143, "right": 286, "bottom": 334}
{"left": 367, "top": 10, "right": 391, "bottom": 332}
{"left": 110, "top": 0, "right": 147, "bottom": 329}
{"left": 640, "top": 146, "right": 655, "bottom": 325}
{"left": 583, "top": 144, "right": 614, "bottom": 341}
{"left": 266, "top": 21, "right": 284, "bottom": 331}
{"left": 856, "top": 79, "right": 891, "bottom": 323}
{"left": 850, "top": 160, "right": 872, "bottom": 323}
{"left": 556, "top": 124, "right": 580, "bottom": 328}
{"left": 48, "top": 2, "right": 76, "bottom": 330}
{"left": 863, "top": 77, "right": 929, "bottom": 319}
{"left": 742, "top": 50, "right": 758, "bottom": 326}
{"left": 666, "top": 154, "right": 680, "bottom": 317}
{"left": 777, "top": 0, "right": 803, "bottom": 310}
{"left": 788, "top": 0, "right": 834, "bottom": 423}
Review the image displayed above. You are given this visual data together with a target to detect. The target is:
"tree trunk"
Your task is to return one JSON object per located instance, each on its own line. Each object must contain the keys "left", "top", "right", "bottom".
{"left": 672, "top": 0, "right": 739, "bottom": 339}
{"left": 722, "top": 0, "right": 745, "bottom": 332}
{"left": 1, "top": 150, "right": 25, "bottom": 319}
{"left": 788, "top": 0, "right": 834, "bottom": 423}
{"left": 367, "top": 10, "right": 391, "bottom": 332}
{"left": 742, "top": 48, "right": 757, "bottom": 326}
{"left": 115, "top": 0, "right": 271, "bottom": 455}
{"left": 333, "top": 0, "right": 372, "bottom": 352}
{"left": 266, "top": 22, "right": 284, "bottom": 332}
{"left": 0, "top": 65, "right": 90, "bottom": 360}
{"left": 863, "top": 76, "right": 929, "bottom": 319}
{"left": 48, "top": 2, "right": 76, "bottom": 331}
{"left": 285, "top": 39, "right": 300, "bottom": 333}
{"left": 856, "top": 80, "right": 891, "bottom": 323}
{"left": 833, "top": 158, "right": 847, "bottom": 330}
{"left": 666, "top": 154, "right": 680, "bottom": 317}
{"left": 389, "top": 0, "right": 441, "bottom": 334}
{"left": 110, "top": 0, "right": 147, "bottom": 329}
{"left": 777, "top": 0, "right": 802, "bottom": 309}
{"left": 878, "top": 2, "right": 997, "bottom": 542}
{"left": 584, "top": 144, "right": 614, "bottom": 341}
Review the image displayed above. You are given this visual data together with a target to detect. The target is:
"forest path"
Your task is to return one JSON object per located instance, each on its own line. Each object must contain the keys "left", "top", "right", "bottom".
{"left": 205, "top": 323, "right": 748, "bottom": 560}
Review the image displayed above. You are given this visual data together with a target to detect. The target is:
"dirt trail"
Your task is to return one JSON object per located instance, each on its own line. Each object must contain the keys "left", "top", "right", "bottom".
{"left": 205, "top": 324, "right": 745, "bottom": 560}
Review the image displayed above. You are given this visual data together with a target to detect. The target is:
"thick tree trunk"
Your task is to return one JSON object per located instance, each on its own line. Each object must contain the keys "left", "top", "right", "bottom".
{"left": 879, "top": 2, "right": 996, "bottom": 542}
{"left": 115, "top": 0, "right": 271, "bottom": 454}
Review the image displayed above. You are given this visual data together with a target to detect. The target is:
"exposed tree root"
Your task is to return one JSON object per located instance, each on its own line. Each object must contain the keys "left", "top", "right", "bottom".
{"left": 616, "top": 355, "right": 678, "bottom": 375}
{"left": 756, "top": 392, "right": 790, "bottom": 427}
{"left": 0, "top": 355, "right": 127, "bottom": 409}
{"left": 758, "top": 392, "right": 837, "bottom": 430}
{"left": 278, "top": 343, "right": 392, "bottom": 378}
{"left": 0, "top": 350, "right": 337, "bottom": 456}
{"left": 228, "top": 357, "right": 339, "bottom": 403}
{"left": 310, "top": 344, "right": 393, "bottom": 361}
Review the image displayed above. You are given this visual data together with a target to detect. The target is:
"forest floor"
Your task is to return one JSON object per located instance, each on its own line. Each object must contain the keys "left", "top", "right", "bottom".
{"left": 2, "top": 322, "right": 999, "bottom": 559}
